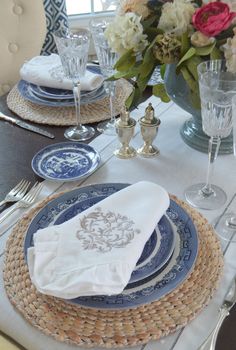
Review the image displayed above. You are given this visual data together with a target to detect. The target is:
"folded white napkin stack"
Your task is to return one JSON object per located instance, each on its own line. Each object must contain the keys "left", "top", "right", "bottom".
{"left": 27, "top": 181, "right": 170, "bottom": 299}
{"left": 20, "top": 54, "right": 104, "bottom": 91}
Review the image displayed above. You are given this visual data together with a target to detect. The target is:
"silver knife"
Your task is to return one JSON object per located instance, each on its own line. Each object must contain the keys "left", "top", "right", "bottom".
{"left": 198, "top": 276, "right": 236, "bottom": 350}
{"left": 0, "top": 112, "right": 55, "bottom": 139}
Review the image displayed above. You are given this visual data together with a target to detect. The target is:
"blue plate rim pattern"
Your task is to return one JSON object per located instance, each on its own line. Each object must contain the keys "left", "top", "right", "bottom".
{"left": 31, "top": 142, "right": 100, "bottom": 182}
{"left": 18, "top": 79, "right": 107, "bottom": 107}
{"left": 24, "top": 183, "right": 198, "bottom": 309}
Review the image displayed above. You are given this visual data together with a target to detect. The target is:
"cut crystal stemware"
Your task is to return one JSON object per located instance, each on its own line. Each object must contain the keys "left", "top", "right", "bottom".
{"left": 90, "top": 19, "right": 118, "bottom": 136}
{"left": 215, "top": 94, "right": 236, "bottom": 242}
{"left": 185, "top": 60, "right": 236, "bottom": 210}
{"left": 53, "top": 28, "right": 95, "bottom": 141}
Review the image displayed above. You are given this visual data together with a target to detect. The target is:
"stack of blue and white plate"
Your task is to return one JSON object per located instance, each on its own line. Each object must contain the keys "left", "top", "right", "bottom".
{"left": 17, "top": 65, "right": 107, "bottom": 108}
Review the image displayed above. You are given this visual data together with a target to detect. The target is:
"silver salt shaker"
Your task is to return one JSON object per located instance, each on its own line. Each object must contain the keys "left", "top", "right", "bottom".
{"left": 138, "top": 103, "right": 161, "bottom": 157}
{"left": 114, "top": 109, "right": 136, "bottom": 159}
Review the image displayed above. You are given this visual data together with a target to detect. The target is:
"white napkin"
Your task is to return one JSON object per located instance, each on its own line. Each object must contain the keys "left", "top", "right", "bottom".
{"left": 20, "top": 54, "right": 104, "bottom": 91}
{"left": 27, "top": 181, "right": 170, "bottom": 299}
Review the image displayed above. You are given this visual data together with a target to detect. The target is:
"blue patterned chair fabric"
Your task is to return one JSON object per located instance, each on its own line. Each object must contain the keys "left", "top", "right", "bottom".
{"left": 41, "top": 0, "right": 68, "bottom": 55}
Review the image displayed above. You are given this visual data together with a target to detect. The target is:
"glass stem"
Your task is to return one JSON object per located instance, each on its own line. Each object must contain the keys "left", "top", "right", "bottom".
{"left": 226, "top": 216, "right": 236, "bottom": 228}
{"left": 73, "top": 81, "right": 82, "bottom": 129}
{"left": 201, "top": 136, "right": 221, "bottom": 197}
{"left": 108, "top": 81, "right": 116, "bottom": 124}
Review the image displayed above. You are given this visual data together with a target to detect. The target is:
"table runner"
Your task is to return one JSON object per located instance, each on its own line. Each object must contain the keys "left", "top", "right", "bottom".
{"left": 0, "top": 96, "right": 236, "bottom": 350}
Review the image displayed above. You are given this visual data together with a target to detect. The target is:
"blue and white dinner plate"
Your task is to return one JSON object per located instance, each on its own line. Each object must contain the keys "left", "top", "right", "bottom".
{"left": 31, "top": 142, "right": 100, "bottom": 182}
{"left": 29, "top": 65, "right": 103, "bottom": 101}
{"left": 30, "top": 84, "right": 103, "bottom": 101}
{"left": 18, "top": 80, "right": 107, "bottom": 107}
{"left": 24, "top": 183, "right": 198, "bottom": 309}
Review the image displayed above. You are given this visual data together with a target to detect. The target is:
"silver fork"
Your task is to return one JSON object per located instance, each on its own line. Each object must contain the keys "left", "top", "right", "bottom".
{"left": 0, "top": 179, "right": 31, "bottom": 207}
{"left": 0, "top": 182, "right": 43, "bottom": 225}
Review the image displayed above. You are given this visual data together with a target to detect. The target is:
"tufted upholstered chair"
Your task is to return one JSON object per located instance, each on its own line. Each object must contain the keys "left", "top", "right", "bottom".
{"left": 0, "top": 0, "right": 47, "bottom": 96}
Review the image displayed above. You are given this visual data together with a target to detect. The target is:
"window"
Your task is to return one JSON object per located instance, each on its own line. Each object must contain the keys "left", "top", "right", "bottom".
{"left": 66, "top": 0, "right": 117, "bottom": 16}
{"left": 66, "top": 1, "right": 117, "bottom": 56}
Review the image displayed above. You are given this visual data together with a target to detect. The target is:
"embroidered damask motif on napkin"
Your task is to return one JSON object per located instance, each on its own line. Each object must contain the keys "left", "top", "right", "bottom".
{"left": 20, "top": 54, "right": 104, "bottom": 91}
{"left": 27, "top": 181, "right": 170, "bottom": 299}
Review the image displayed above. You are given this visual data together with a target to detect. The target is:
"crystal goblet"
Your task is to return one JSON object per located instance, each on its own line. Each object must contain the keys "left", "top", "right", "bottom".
{"left": 53, "top": 28, "right": 95, "bottom": 141}
{"left": 215, "top": 93, "right": 236, "bottom": 241}
{"left": 90, "top": 19, "right": 118, "bottom": 135}
{"left": 185, "top": 60, "right": 236, "bottom": 210}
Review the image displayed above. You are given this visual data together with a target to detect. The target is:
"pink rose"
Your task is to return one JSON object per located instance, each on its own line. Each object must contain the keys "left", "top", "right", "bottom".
{"left": 192, "top": 2, "right": 236, "bottom": 37}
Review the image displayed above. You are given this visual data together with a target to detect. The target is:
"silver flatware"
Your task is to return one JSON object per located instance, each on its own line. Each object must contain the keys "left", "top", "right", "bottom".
{"left": 0, "top": 179, "right": 31, "bottom": 207}
{"left": 0, "top": 112, "right": 55, "bottom": 139}
{"left": 0, "top": 182, "right": 43, "bottom": 226}
{"left": 198, "top": 276, "right": 236, "bottom": 350}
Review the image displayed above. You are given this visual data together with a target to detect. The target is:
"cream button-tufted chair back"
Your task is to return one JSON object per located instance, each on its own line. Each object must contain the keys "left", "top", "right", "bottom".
{"left": 0, "top": 0, "right": 47, "bottom": 96}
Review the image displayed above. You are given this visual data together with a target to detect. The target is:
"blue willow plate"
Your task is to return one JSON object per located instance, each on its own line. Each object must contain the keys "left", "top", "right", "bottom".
{"left": 24, "top": 183, "right": 198, "bottom": 309}
{"left": 29, "top": 65, "right": 103, "bottom": 100}
{"left": 18, "top": 80, "right": 107, "bottom": 107}
{"left": 31, "top": 84, "right": 103, "bottom": 100}
{"left": 31, "top": 142, "right": 100, "bottom": 182}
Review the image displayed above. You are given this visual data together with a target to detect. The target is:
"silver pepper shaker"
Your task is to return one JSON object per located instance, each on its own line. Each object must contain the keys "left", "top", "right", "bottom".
{"left": 114, "top": 109, "right": 136, "bottom": 159}
{"left": 138, "top": 103, "right": 161, "bottom": 157}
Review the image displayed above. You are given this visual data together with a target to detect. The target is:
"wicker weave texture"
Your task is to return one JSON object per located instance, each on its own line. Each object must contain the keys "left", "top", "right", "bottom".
{"left": 7, "top": 80, "right": 133, "bottom": 126}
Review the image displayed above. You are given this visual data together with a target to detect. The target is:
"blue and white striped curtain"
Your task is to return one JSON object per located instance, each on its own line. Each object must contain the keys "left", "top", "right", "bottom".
{"left": 41, "top": 0, "right": 68, "bottom": 55}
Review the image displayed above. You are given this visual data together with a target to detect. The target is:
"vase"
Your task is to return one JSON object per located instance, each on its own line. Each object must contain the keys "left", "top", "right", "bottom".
{"left": 164, "top": 64, "right": 233, "bottom": 154}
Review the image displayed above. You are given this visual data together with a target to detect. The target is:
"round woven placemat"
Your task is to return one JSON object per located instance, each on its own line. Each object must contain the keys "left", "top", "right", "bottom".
{"left": 3, "top": 193, "right": 223, "bottom": 348}
{"left": 6, "top": 79, "right": 133, "bottom": 126}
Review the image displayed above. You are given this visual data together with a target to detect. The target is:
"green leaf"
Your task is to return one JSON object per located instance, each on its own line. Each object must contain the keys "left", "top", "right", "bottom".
{"left": 160, "top": 64, "right": 166, "bottom": 80}
{"left": 190, "top": 90, "right": 201, "bottom": 109}
{"left": 125, "top": 87, "right": 141, "bottom": 109}
{"left": 152, "top": 83, "right": 170, "bottom": 103}
{"left": 194, "top": 42, "right": 215, "bottom": 56}
{"left": 139, "top": 50, "right": 156, "bottom": 78}
{"left": 210, "top": 46, "right": 223, "bottom": 60}
{"left": 185, "top": 55, "right": 203, "bottom": 81}
{"left": 181, "top": 32, "right": 190, "bottom": 56}
{"left": 137, "top": 69, "right": 154, "bottom": 91}
{"left": 109, "top": 64, "right": 141, "bottom": 80}
{"left": 180, "top": 66, "right": 198, "bottom": 92}
{"left": 177, "top": 47, "right": 196, "bottom": 67}
{"left": 114, "top": 49, "right": 136, "bottom": 72}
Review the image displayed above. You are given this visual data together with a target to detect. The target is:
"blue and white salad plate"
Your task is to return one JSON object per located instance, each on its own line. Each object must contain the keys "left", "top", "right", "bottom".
{"left": 24, "top": 183, "right": 198, "bottom": 309}
{"left": 31, "top": 142, "right": 100, "bottom": 182}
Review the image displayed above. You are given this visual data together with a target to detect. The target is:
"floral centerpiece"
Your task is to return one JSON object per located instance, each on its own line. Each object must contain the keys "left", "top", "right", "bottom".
{"left": 104, "top": 0, "right": 236, "bottom": 109}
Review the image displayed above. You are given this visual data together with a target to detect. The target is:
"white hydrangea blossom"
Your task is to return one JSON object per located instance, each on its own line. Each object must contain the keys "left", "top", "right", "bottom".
{"left": 223, "top": 28, "right": 236, "bottom": 73}
{"left": 158, "top": 0, "right": 195, "bottom": 36}
{"left": 104, "top": 13, "right": 148, "bottom": 55}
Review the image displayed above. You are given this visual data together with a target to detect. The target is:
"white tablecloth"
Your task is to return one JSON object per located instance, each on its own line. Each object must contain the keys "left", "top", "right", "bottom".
{"left": 0, "top": 96, "right": 236, "bottom": 350}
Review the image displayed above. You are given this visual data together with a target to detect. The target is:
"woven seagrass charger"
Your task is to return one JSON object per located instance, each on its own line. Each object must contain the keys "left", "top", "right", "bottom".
{"left": 3, "top": 193, "right": 223, "bottom": 348}
{"left": 6, "top": 79, "right": 133, "bottom": 126}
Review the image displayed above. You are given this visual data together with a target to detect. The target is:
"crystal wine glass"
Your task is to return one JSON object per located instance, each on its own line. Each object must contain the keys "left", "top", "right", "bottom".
{"left": 215, "top": 93, "right": 236, "bottom": 241}
{"left": 185, "top": 60, "right": 236, "bottom": 210}
{"left": 53, "top": 28, "right": 95, "bottom": 141}
{"left": 90, "top": 19, "right": 118, "bottom": 135}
